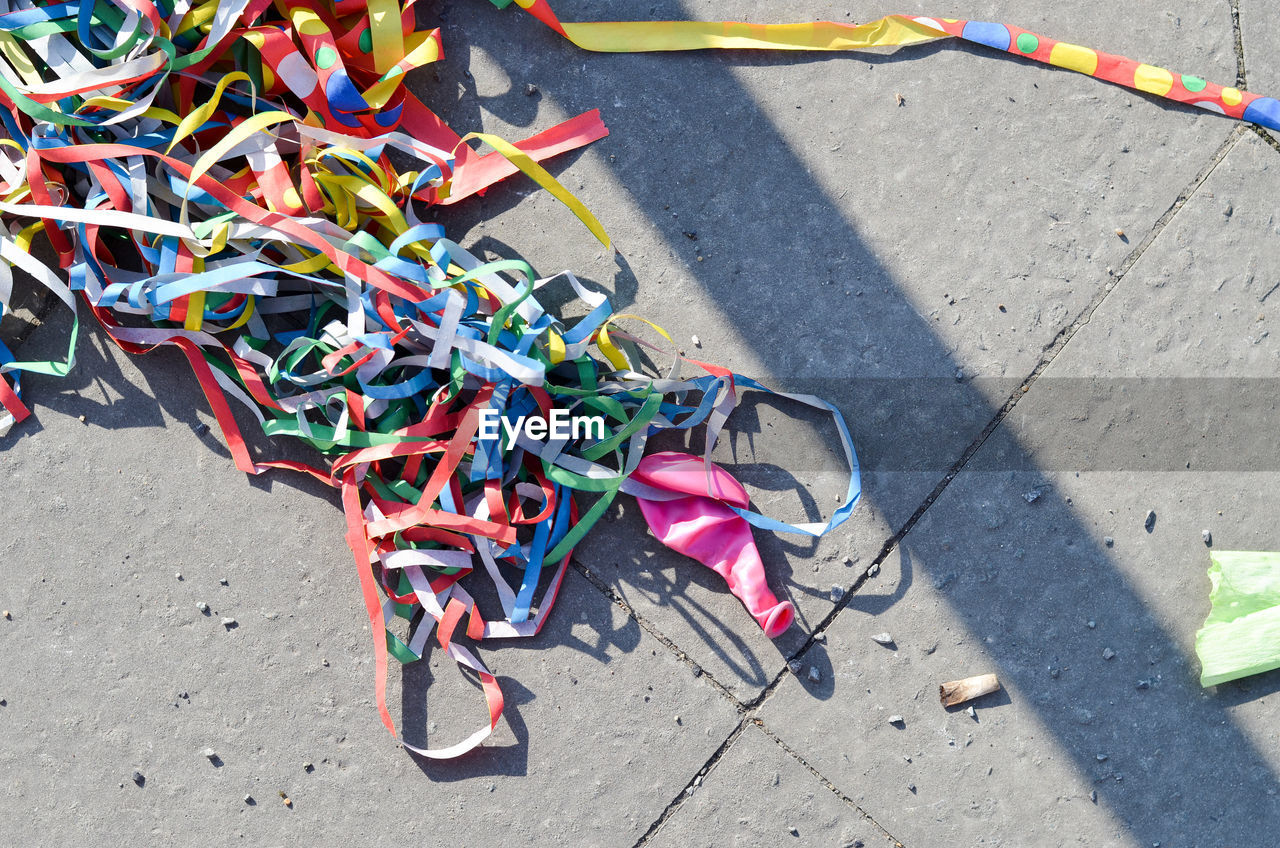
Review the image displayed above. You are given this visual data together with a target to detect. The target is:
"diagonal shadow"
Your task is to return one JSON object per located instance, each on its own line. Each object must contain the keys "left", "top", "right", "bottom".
{"left": 0, "top": 1, "right": 1268, "bottom": 840}
{"left": 419, "top": 0, "right": 1280, "bottom": 841}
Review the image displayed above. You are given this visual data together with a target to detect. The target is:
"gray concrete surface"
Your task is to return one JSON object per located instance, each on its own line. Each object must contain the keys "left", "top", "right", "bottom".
{"left": 3, "top": 0, "right": 1279, "bottom": 845}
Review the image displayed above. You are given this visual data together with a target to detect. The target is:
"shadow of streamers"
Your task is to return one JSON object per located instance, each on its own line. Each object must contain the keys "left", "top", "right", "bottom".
{"left": 402, "top": 569, "right": 645, "bottom": 779}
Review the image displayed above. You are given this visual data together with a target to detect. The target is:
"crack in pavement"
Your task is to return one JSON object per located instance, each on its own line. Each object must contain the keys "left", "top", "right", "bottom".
{"left": 609, "top": 123, "right": 1247, "bottom": 848}
{"left": 754, "top": 717, "right": 909, "bottom": 848}
{"left": 1231, "top": 0, "right": 1248, "bottom": 90}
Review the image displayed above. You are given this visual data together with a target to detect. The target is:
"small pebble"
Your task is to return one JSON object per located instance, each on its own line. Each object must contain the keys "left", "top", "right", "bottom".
{"left": 0, "top": 697, "right": 6, "bottom": 706}
{"left": 967, "top": 706, "right": 977, "bottom": 719}
{"left": 1136, "top": 679, "right": 1150, "bottom": 690}
{"left": 219, "top": 577, "right": 228, "bottom": 585}
{"left": 322, "top": 658, "right": 330, "bottom": 667}
{"left": 871, "top": 632, "right": 894, "bottom": 646}
{"left": 907, "top": 783, "right": 917, "bottom": 793}
{"left": 674, "top": 715, "right": 681, "bottom": 725}
{"left": 1102, "top": 647, "right": 1116, "bottom": 660}
{"left": 244, "top": 795, "right": 253, "bottom": 804}
{"left": 788, "top": 660, "right": 803, "bottom": 675}
{"left": 282, "top": 796, "right": 293, "bottom": 808}
{"left": 2, "top": 610, "right": 9, "bottom": 619}
{"left": 812, "top": 632, "right": 826, "bottom": 643}
{"left": 78, "top": 414, "right": 86, "bottom": 423}
{"left": 954, "top": 367, "right": 964, "bottom": 383}
{"left": 1202, "top": 529, "right": 1212, "bottom": 546}
{"left": 788, "top": 827, "right": 799, "bottom": 837}
{"left": 1115, "top": 228, "right": 1125, "bottom": 238}
{"left": 830, "top": 585, "right": 844, "bottom": 602}
{"left": 1104, "top": 537, "right": 1114, "bottom": 547}
{"left": 303, "top": 762, "right": 314, "bottom": 773}
{"left": 197, "top": 602, "right": 208, "bottom": 612}
{"left": 1049, "top": 666, "right": 1060, "bottom": 678}
{"left": 888, "top": 715, "right": 905, "bottom": 726}
{"left": 691, "top": 335, "right": 701, "bottom": 348}
{"left": 895, "top": 92, "right": 905, "bottom": 107}
{"left": 202, "top": 748, "right": 218, "bottom": 760}
{"left": 807, "top": 666, "right": 822, "bottom": 683}
{"left": 1097, "top": 754, "right": 1108, "bottom": 762}
{"left": 194, "top": 422, "right": 209, "bottom": 436}
{"left": 1144, "top": 510, "right": 1156, "bottom": 532}
{"left": 1090, "top": 790, "right": 1098, "bottom": 803}
{"left": 524, "top": 83, "right": 538, "bottom": 96}
{"left": 174, "top": 573, "right": 182, "bottom": 581}
{"left": 221, "top": 617, "right": 237, "bottom": 627}
{"left": 1023, "top": 489, "right": 1040, "bottom": 504}
{"left": 1087, "top": 620, "right": 1096, "bottom": 629}
{"left": 131, "top": 770, "right": 145, "bottom": 787}
{"left": 867, "top": 563, "right": 880, "bottom": 577}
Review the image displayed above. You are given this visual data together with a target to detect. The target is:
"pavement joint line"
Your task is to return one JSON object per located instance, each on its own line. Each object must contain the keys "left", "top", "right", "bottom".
{"left": 747, "top": 124, "right": 1247, "bottom": 718}
{"left": 570, "top": 557, "right": 749, "bottom": 710}
{"left": 1251, "top": 124, "right": 1280, "bottom": 154}
{"left": 629, "top": 714, "right": 753, "bottom": 848}
{"left": 1230, "top": 0, "right": 1247, "bottom": 89}
{"left": 753, "top": 717, "right": 909, "bottom": 848}
{"left": 868, "top": 124, "right": 1246, "bottom": 562}
{"left": 519, "top": 116, "right": 1246, "bottom": 842}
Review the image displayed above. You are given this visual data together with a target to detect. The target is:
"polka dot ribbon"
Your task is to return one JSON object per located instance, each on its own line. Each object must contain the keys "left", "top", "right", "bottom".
{"left": 494, "top": 2, "right": 1280, "bottom": 131}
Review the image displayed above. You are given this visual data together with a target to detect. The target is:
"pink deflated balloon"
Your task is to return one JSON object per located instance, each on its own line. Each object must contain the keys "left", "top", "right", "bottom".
{"left": 631, "top": 452, "right": 796, "bottom": 638}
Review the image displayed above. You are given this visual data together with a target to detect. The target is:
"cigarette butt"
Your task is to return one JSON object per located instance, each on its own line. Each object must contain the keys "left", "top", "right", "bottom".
{"left": 939, "top": 673, "right": 1000, "bottom": 707}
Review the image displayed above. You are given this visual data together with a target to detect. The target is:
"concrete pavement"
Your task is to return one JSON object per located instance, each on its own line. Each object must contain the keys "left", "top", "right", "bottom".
{"left": 3, "top": 1, "right": 1279, "bottom": 845}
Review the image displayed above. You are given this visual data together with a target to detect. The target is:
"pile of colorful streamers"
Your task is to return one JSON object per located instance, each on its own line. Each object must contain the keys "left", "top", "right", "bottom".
{"left": 0, "top": 0, "right": 1273, "bottom": 758}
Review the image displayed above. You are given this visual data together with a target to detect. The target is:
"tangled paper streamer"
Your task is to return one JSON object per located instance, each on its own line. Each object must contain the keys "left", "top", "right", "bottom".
{"left": 1, "top": 0, "right": 1274, "bottom": 757}
{"left": 0, "top": 0, "right": 861, "bottom": 758}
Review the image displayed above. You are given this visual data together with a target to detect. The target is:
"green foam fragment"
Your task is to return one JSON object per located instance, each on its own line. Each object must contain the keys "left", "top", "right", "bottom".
{"left": 1196, "top": 551, "right": 1280, "bottom": 687}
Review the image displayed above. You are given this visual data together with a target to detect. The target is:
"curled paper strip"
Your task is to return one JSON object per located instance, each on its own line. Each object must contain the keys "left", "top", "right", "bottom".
{"left": 497, "top": 2, "right": 1280, "bottom": 132}
{"left": 0, "top": 0, "right": 861, "bottom": 757}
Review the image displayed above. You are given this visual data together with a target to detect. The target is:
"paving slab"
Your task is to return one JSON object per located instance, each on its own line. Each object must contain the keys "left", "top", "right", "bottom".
{"left": 0, "top": 319, "right": 739, "bottom": 845}
{"left": 759, "top": 131, "right": 1280, "bottom": 846}
{"left": 429, "top": 0, "right": 1238, "bottom": 700}
{"left": 648, "top": 724, "right": 876, "bottom": 848}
